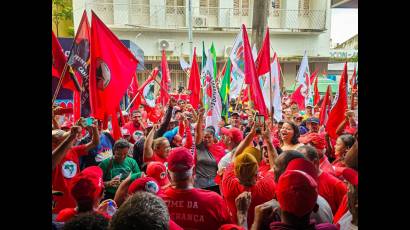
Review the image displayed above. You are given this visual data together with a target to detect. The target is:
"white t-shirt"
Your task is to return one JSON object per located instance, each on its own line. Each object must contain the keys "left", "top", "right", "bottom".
{"left": 337, "top": 211, "right": 358, "bottom": 230}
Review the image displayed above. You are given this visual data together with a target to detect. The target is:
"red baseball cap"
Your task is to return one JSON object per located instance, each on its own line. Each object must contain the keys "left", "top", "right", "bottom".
{"left": 167, "top": 147, "right": 194, "bottom": 173}
{"left": 146, "top": 162, "right": 170, "bottom": 187}
{"left": 128, "top": 177, "right": 162, "bottom": 195}
{"left": 218, "top": 224, "right": 246, "bottom": 230}
{"left": 298, "top": 133, "right": 326, "bottom": 152}
{"left": 70, "top": 166, "right": 104, "bottom": 202}
{"left": 343, "top": 168, "right": 358, "bottom": 186}
{"left": 221, "top": 127, "right": 244, "bottom": 144}
{"left": 286, "top": 158, "right": 318, "bottom": 182}
{"left": 276, "top": 170, "right": 318, "bottom": 217}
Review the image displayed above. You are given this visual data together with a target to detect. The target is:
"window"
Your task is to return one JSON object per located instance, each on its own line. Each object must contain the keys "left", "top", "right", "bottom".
{"left": 200, "top": 0, "right": 218, "bottom": 16}
{"left": 271, "top": 0, "right": 281, "bottom": 17}
{"left": 233, "top": 0, "right": 249, "bottom": 16}
{"left": 166, "top": 0, "right": 185, "bottom": 15}
{"left": 298, "top": 0, "right": 310, "bottom": 16}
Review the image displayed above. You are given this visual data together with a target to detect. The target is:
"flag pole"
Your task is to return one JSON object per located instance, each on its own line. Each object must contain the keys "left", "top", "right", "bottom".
{"left": 235, "top": 80, "right": 246, "bottom": 111}
{"left": 125, "top": 90, "right": 142, "bottom": 112}
{"left": 52, "top": 62, "right": 69, "bottom": 105}
{"left": 268, "top": 66, "right": 274, "bottom": 122}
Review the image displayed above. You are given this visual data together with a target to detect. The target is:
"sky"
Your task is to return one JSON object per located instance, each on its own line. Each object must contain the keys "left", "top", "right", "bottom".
{"left": 331, "top": 8, "right": 358, "bottom": 45}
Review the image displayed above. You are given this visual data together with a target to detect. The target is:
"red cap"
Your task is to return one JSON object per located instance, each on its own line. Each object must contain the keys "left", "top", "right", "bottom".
{"left": 221, "top": 127, "right": 244, "bottom": 144}
{"left": 167, "top": 147, "right": 194, "bottom": 173}
{"left": 298, "top": 133, "right": 326, "bottom": 152}
{"left": 218, "top": 224, "right": 246, "bottom": 230}
{"left": 286, "top": 158, "right": 318, "bottom": 182}
{"left": 343, "top": 168, "right": 358, "bottom": 186}
{"left": 128, "top": 177, "right": 162, "bottom": 195}
{"left": 146, "top": 162, "right": 170, "bottom": 187}
{"left": 271, "top": 137, "right": 281, "bottom": 148}
{"left": 276, "top": 170, "right": 318, "bottom": 217}
{"left": 70, "top": 166, "right": 104, "bottom": 202}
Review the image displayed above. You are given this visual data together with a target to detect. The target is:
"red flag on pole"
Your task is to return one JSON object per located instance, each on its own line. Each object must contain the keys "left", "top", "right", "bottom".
{"left": 242, "top": 24, "right": 268, "bottom": 117}
{"left": 313, "top": 73, "right": 320, "bottom": 106}
{"left": 160, "top": 50, "right": 170, "bottom": 106}
{"left": 325, "top": 63, "right": 348, "bottom": 139}
{"left": 291, "top": 70, "right": 317, "bottom": 110}
{"left": 89, "top": 11, "right": 138, "bottom": 120}
{"left": 255, "top": 28, "right": 271, "bottom": 76}
{"left": 52, "top": 31, "right": 78, "bottom": 91}
{"left": 319, "top": 85, "right": 332, "bottom": 126}
{"left": 188, "top": 48, "right": 201, "bottom": 109}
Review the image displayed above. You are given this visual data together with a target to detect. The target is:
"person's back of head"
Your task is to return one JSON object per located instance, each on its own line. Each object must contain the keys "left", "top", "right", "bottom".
{"left": 109, "top": 191, "right": 169, "bottom": 230}
{"left": 63, "top": 212, "right": 108, "bottom": 230}
{"left": 234, "top": 152, "right": 258, "bottom": 186}
{"left": 274, "top": 150, "right": 306, "bottom": 183}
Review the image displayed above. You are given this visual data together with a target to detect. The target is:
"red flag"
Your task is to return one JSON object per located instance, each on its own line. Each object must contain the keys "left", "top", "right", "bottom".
{"left": 160, "top": 50, "right": 170, "bottom": 106}
{"left": 52, "top": 31, "right": 77, "bottom": 91}
{"left": 188, "top": 48, "right": 201, "bottom": 109}
{"left": 242, "top": 24, "right": 268, "bottom": 117}
{"left": 350, "top": 67, "right": 357, "bottom": 110}
{"left": 319, "top": 85, "right": 331, "bottom": 126}
{"left": 131, "top": 68, "right": 160, "bottom": 113}
{"left": 111, "top": 107, "right": 122, "bottom": 140}
{"left": 255, "top": 28, "right": 271, "bottom": 76}
{"left": 326, "top": 63, "right": 348, "bottom": 139}
{"left": 89, "top": 11, "right": 138, "bottom": 120}
{"left": 290, "top": 71, "right": 317, "bottom": 110}
{"left": 129, "top": 73, "right": 140, "bottom": 112}
{"left": 313, "top": 74, "right": 320, "bottom": 106}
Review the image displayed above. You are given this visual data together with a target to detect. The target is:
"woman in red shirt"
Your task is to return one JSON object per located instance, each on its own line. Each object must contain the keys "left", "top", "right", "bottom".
{"left": 332, "top": 134, "right": 355, "bottom": 177}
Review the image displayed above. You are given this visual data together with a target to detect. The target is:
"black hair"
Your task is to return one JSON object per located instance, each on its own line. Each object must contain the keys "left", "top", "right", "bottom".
{"left": 283, "top": 121, "right": 300, "bottom": 145}
{"left": 274, "top": 150, "right": 306, "bottom": 183}
{"left": 338, "top": 134, "right": 355, "bottom": 149}
{"left": 113, "top": 139, "right": 130, "bottom": 152}
{"left": 63, "top": 212, "right": 108, "bottom": 230}
{"left": 297, "top": 145, "right": 319, "bottom": 162}
{"left": 109, "top": 192, "right": 169, "bottom": 230}
{"left": 205, "top": 126, "right": 216, "bottom": 137}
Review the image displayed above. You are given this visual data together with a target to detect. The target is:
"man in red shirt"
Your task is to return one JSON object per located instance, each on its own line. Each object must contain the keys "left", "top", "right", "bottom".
{"left": 221, "top": 125, "right": 277, "bottom": 228}
{"left": 123, "top": 110, "right": 146, "bottom": 144}
{"left": 52, "top": 123, "right": 99, "bottom": 215}
{"left": 297, "top": 146, "right": 347, "bottom": 215}
{"left": 159, "top": 147, "right": 231, "bottom": 229}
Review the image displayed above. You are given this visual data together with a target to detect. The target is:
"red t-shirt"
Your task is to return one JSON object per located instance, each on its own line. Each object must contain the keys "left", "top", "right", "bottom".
{"left": 333, "top": 194, "right": 348, "bottom": 224}
{"left": 144, "top": 154, "right": 168, "bottom": 166}
{"left": 320, "top": 156, "right": 336, "bottom": 177}
{"left": 123, "top": 121, "right": 144, "bottom": 144}
{"left": 221, "top": 164, "right": 276, "bottom": 228}
{"left": 258, "top": 159, "right": 272, "bottom": 177}
{"left": 55, "top": 208, "right": 111, "bottom": 222}
{"left": 160, "top": 187, "right": 231, "bottom": 230}
{"left": 318, "top": 171, "right": 348, "bottom": 215}
{"left": 52, "top": 145, "right": 88, "bottom": 214}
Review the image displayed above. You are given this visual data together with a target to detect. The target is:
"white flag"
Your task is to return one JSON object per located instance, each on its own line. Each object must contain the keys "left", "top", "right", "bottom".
{"left": 229, "top": 30, "right": 245, "bottom": 99}
{"left": 271, "top": 54, "right": 282, "bottom": 121}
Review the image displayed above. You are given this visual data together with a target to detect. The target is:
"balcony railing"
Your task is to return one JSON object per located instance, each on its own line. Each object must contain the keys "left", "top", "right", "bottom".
{"left": 84, "top": 3, "right": 327, "bottom": 32}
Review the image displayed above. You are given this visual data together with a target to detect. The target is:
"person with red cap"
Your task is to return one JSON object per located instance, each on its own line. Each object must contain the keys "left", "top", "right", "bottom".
{"left": 52, "top": 120, "right": 100, "bottom": 216}
{"left": 221, "top": 124, "right": 277, "bottom": 228}
{"left": 55, "top": 166, "right": 109, "bottom": 222}
{"left": 146, "top": 161, "right": 171, "bottom": 189}
{"left": 264, "top": 170, "right": 337, "bottom": 230}
{"left": 297, "top": 145, "right": 347, "bottom": 215}
{"left": 335, "top": 168, "right": 358, "bottom": 230}
{"left": 159, "top": 147, "right": 231, "bottom": 229}
{"left": 217, "top": 127, "right": 244, "bottom": 181}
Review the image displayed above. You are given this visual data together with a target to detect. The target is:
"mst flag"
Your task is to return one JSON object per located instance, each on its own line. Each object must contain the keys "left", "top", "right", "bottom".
{"left": 67, "top": 11, "right": 91, "bottom": 117}
{"left": 89, "top": 11, "right": 138, "bottom": 120}
{"left": 229, "top": 30, "right": 245, "bottom": 99}
{"left": 319, "top": 85, "right": 332, "bottom": 126}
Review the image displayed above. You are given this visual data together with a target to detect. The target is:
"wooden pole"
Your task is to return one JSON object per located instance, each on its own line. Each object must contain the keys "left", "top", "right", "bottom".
{"left": 52, "top": 62, "right": 69, "bottom": 105}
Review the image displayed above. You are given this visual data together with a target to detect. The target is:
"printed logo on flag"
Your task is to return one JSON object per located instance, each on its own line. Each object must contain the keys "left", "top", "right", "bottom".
{"left": 62, "top": 161, "right": 77, "bottom": 178}
{"left": 96, "top": 58, "right": 111, "bottom": 90}
{"left": 145, "top": 181, "right": 159, "bottom": 194}
{"left": 143, "top": 81, "right": 156, "bottom": 108}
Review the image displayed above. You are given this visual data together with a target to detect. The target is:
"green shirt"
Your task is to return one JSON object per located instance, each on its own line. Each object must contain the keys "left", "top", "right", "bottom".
{"left": 99, "top": 157, "right": 141, "bottom": 195}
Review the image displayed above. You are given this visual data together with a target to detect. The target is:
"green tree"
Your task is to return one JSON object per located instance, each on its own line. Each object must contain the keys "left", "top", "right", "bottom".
{"left": 52, "top": 0, "right": 73, "bottom": 37}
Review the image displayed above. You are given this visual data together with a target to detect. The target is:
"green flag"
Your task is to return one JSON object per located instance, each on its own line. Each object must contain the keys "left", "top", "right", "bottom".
{"left": 220, "top": 58, "right": 231, "bottom": 119}
{"left": 210, "top": 42, "right": 217, "bottom": 80}
{"left": 202, "top": 41, "right": 207, "bottom": 69}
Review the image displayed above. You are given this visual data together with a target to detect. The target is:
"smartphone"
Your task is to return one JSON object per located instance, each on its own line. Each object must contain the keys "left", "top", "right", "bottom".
{"left": 85, "top": 117, "right": 94, "bottom": 126}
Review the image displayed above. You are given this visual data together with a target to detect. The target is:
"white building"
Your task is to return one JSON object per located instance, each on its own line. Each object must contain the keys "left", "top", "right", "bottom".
{"left": 73, "top": 0, "right": 332, "bottom": 91}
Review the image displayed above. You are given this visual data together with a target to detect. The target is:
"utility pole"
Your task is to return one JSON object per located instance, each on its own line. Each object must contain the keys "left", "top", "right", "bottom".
{"left": 188, "top": 0, "right": 193, "bottom": 62}
{"left": 251, "top": 0, "right": 269, "bottom": 50}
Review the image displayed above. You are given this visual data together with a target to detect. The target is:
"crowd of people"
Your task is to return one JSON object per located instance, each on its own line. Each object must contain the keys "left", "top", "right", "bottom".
{"left": 52, "top": 93, "right": 358, "bottom": 230}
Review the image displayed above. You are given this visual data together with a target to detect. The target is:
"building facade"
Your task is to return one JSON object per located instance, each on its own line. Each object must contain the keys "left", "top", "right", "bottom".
{"left": 73, "top": 0, "right": 332, "bottom": 91}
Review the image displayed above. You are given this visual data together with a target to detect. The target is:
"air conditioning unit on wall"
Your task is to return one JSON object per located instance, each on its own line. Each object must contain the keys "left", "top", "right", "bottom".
{"left": 193, "top": 16, "right": 207, "bottom": 27}
{"left": 158, "top": 39, "right": 175, "bottom": 52}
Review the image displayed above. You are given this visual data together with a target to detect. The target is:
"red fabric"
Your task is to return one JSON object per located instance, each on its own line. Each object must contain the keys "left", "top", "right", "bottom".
{"left": 313, "top": 74, "right": 320, "bottom": 106}
{"left": 56, "top": 208, "right": 110, "bottom": 222}
{"left": 169, "top": 219, "right": 184, "bottom": 230}
{"left": 219, "top": 224, "right": 246, "bottom": 230}
{"left": 52, "top": 31, "right": 78, "bottom": 91}
{"left": 70, "top": 166, "right": 104, "bottom": 202}
{"left": 160, "top": 50, "right": 171, "bottom": 106}
{"left": 258, "top": 160, "right": 272, "bottom": 177}
{"left": 160, "top": 187, "right": 231, "bottom": 230}
{"left": 290, "top": 72, "right": 316, "bottom": 110}
{"left": 52, "top": 145, "right": 88, "bottom": 214}
{"left": 242, "top": 24, "right": 268, "bottom": 117}
{"left": 207, "top": 143, "right": 226, "bottom": 165}
{"left": 319, "top": 85, "right": 332, "bottom": 126}
{"left": 146, "top": 162, "right": 170, "bottom": 187}
{"left": 286, "top": 158, "right": 318, "bottom": 181}
{"left": 333, "top": 195, "right": 348, "bottom": 224}
{"left": 326, "top": 63, "right": 348, "bottom": 139}
{"left": 276, "top": 170, "right": 318, "bottom": 217}
{"left": 221, "top": 164, "right": 276, "bottom": 228}
{"left": 188, "top": 48, "right": 201, "bottom": 110}
{"left": 144, "top": 153, "right": 168, "bottom": 164}
{"left": 255, "top": 28, "right": 271, "bottom": 76}
{"left": 342, "top": 168, "right": 358, "bottom": 186}
{"left": 183, "top": 122, "right": 193, "bottom": 150}
{"left": 318, "top": 171, "right": 348, "bottom": 215}
{"left": 319, "top": 156, "right": 336, "bottom": 177}
{"left": 167, "top": 147, "right": 194, "bottom": 172}
{"left": 110, "top": 108, "right": 122, "bottom": 141}
{"left": 220, "top": 127, "right": 243, "bottom": 144}
{"left": 89, "top": 12, "right": 138, "bottom": 119}
{"left": 123, "top": 121, "right": 143, "bottom": 143}
{"left": 128, "top": 176, "right": 162, "bottom": 195}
